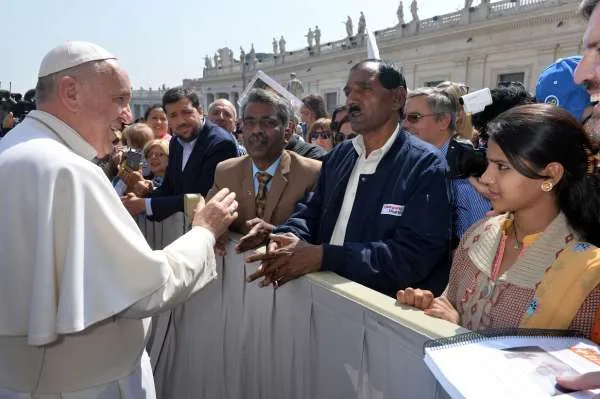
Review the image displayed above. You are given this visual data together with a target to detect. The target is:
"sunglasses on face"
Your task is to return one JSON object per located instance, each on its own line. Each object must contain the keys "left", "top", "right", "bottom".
{"left": 404, "top": 112, "right": 441, "bottom": 124}
{"left": 311, "top": 131, "right": 332, "bottom": 140}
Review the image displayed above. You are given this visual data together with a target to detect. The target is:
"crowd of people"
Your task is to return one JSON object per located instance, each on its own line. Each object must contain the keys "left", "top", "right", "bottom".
{"left": 3, "top": 0, "right": 600, "bottom": 397}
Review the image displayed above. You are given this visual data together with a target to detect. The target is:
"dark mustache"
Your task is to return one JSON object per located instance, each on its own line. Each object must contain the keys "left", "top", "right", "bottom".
{"left": 248, "top": 132, "right": 267, "bottom": 142}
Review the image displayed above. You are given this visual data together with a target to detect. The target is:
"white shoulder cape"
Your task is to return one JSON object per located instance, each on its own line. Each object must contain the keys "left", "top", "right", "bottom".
{"left": 0, "top": 118, "right": 175, "bottom": 345}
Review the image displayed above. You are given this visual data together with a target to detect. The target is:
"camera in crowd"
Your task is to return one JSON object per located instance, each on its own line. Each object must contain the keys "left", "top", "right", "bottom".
{"left": 125, "top": 148, "right": 143, "bottom": 170}
{"left": 446, "top": 141, "right": 488, "bottom": 179}
{"left": 447, "top": 83, "right": 534, "bottom": 179}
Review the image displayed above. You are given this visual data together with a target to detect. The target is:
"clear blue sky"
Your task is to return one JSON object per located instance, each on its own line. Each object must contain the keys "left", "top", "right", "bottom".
{"left": 1, "top": 0, "right": 469, "bottom": 94}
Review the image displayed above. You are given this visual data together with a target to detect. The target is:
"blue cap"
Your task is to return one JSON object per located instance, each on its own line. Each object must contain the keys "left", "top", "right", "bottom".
{"left": 535, "top": 56, "right": 591, "bottom": 121}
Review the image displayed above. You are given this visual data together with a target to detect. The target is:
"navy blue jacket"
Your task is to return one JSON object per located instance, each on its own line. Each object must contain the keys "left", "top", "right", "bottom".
{"left": 148, "top": 120, "right": 238, "bottom": 221}
{"left": 275, "top": 129, "right": 452, "bottom": 297}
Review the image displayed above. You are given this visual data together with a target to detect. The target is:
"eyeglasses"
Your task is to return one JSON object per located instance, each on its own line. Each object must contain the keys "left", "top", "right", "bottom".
{"left": 334, "top": 132, "right": 356, "bottom": 144}
{"left": 147, "top": 151, "right": 167, "bottom": 159}
{"left": 311, "top": 131, "right": 332, "bottom": 140}
{"left": 243, "top": 117, "right": 280, "bottom": 130}
{"left": 404, "top": 112, "right": 442, "bottom": 124}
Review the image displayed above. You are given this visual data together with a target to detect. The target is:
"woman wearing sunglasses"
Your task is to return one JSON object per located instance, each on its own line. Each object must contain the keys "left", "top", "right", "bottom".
{"left": 331, "top": 105, "right": 357, "bottom": 146}
{"left": 308, "top": 118, "right": 334, "bottom": 151}
{"left": 397, "top": 104, "right": 600, "bottom": 340}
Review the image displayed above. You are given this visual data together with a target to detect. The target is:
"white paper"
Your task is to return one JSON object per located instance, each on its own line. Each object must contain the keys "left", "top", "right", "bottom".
{"left": 425, "top": 336, "right": 600, "bottom": 399}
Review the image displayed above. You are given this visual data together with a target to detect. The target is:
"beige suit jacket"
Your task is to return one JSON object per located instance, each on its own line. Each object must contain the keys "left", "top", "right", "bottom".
{"left": 208, "top": 150, "right": 321, "bottom": 234}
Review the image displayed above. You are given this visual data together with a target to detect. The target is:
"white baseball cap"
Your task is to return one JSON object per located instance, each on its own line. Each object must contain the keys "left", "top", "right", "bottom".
{"left": 38, "top": 41, "right": 117, "bottom": 78}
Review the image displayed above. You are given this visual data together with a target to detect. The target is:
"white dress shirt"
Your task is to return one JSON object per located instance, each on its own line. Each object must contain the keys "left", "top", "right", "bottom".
{"left": 329, "top": 125, "right": 400, "bottom": 245}
{"left": 180, "top": 137, "right": 198, "bottom": 171}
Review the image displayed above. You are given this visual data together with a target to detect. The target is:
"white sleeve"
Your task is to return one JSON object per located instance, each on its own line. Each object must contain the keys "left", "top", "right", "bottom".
{"left": 145, "top": 198, "right": 153, "bottom": 216}
{"left": 122, "top": 226, "right": 217, "bottom": 318}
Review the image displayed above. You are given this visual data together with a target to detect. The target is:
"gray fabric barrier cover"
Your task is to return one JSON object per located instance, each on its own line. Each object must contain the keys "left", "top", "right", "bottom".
{"left": 140, "top": 214, "right": 463, "bottom": 399}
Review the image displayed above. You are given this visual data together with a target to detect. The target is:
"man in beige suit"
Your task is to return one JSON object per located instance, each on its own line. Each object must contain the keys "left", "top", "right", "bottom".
{"left": 209, "top": 88, "right": 321, "bottom": 252}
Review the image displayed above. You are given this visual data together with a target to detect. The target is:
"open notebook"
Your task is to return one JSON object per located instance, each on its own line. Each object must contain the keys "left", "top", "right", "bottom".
{"left": 424, "top": 329, "right": 600, "bottom": 399}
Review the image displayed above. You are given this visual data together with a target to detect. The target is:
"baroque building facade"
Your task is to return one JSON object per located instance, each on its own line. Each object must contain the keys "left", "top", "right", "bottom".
{"left": 132, "top": 0, "right": 584, "bottom": 119}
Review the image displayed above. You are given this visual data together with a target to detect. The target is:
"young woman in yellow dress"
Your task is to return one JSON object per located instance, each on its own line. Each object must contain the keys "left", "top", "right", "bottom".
{"left": 397, "top": 104, "right": 600, "bottom": 338}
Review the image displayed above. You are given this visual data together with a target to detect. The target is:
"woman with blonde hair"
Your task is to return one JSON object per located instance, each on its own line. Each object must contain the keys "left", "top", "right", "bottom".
{"left": 121, "top": 139, "right": 170, "bottom": 197}
{"left": 143, "top": 139, "right": 169, "bottom": 188}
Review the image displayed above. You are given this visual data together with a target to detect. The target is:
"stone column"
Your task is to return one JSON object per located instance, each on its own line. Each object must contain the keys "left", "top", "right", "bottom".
{"left": 536, "top": 45, "right": 558, "bottom": 78}
{"left": 402, "top": 63, "right": 418, "bottom": 89}
{"left": 465, "top": 54, "right": 487, "bottom": 90}
{"left": 461, "top": 7, "right": 471, "bottom": 25}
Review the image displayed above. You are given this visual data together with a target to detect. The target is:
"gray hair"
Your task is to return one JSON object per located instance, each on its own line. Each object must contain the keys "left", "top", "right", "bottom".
{"left": 407, "top": 87, "right": 458, "bottom": 132}
{"left": 35, "top": 60, "right": 114, "bottom": 104}
{"left": 240, "top": 88, "right": 291, "bottom": 128}
{"left": 207, "top": 98, "right": 237, "bottom": 119}
{"left": 580, "top": 0, "right": 600, "bottom": 20}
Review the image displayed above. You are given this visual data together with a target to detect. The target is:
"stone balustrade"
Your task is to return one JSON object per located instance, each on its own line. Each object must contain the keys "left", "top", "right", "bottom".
{"left": 201, "top": 0, "right": 572, "bottom": 79}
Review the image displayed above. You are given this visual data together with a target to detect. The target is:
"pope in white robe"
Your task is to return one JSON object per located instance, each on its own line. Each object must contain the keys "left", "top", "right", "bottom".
{"left": 0, "top": 42, "right": 236, "bottom": 399}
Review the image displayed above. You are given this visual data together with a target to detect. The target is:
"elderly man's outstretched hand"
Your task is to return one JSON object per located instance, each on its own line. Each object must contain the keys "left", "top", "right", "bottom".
{"left": 192, "top": 188, "right": 238, "bottom": 238}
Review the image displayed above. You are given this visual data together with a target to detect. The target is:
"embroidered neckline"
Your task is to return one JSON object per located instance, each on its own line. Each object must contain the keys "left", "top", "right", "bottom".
{"left": 501, "top": 214, "right": 543, "bottom": 250}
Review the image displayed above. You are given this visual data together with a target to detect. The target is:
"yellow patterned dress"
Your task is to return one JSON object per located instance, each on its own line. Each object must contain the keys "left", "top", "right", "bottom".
{"left": 444, "top": 213, "right": 600, "bottom": 338}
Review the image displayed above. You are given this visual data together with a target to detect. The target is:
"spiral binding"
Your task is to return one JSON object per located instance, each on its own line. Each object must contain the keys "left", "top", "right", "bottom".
{"left": 423, "top": 328, "right": 585, "bottom": 353}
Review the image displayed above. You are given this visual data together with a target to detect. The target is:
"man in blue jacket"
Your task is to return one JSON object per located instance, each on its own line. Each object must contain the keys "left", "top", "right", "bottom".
{"left": 247, "top": 60, "right": 452, "bottom": 297}
{"left": 122, "top": 88, "right": 238, "bottom": 221}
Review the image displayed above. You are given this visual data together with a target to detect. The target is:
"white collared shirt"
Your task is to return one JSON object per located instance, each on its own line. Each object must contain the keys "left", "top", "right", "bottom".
{"left": 178, "top": 137, "right": 198, "bottom": 171}
{"left": 251, "top": 156, "right": 281, "bottom": 194}
{"left": 329, "top": 125, "right": 400, "bottom": 245}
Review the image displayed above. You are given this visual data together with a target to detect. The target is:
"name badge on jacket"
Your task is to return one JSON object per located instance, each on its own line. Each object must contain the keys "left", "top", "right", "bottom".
{"left": 381, "top": 204, "right": 404, "bottom": 217}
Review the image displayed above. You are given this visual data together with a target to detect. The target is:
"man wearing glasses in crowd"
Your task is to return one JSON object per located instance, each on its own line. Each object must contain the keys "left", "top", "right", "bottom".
{"left": 208, "top": 88, "right": 321, "bottom": 253}
{"left": 404, "top": 87, "right": 490, "bottom": 242}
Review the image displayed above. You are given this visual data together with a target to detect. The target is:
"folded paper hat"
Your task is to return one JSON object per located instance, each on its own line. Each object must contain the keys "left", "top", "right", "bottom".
{"left": 38, "top": 41, "right": 117, "bottom": 78}
{"left": 535, "top": 56, "right": 591, "bottom": 121}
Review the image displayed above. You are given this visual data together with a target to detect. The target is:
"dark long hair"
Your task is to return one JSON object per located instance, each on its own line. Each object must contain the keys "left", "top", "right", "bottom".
{"left": 144, "top": 104, "right": 164, "bottom": 121}
{"left": 301, "top": 94, "right": 328, "bottom": 120}
{"left": 487, "top": 104, "right": 600, "bottom": 245}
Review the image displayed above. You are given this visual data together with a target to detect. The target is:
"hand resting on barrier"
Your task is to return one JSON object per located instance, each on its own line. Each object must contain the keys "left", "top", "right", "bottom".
{"left": 245, "top": 233, "right": 322, "bottom": 288}
{"left": 235, "top": 218, "right": 276, "bottom": 254}
{"left": 396, "top": 287, "right": 460, "bottom": 324}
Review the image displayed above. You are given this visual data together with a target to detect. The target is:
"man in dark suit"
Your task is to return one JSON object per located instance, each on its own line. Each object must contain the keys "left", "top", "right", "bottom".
{"left": 122, "top": 88, "right": 238, "bottom": 221}
{"left": 208, "top": 89, "right": 321, "bottom": 252}
{"left": 247, "top": 60, "right": 452, "bottom": 297}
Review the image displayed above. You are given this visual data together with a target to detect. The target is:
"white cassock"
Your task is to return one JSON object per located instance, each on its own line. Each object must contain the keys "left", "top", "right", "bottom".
{"left": 0, "top": 110, "right": 217, "bottom": 398}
